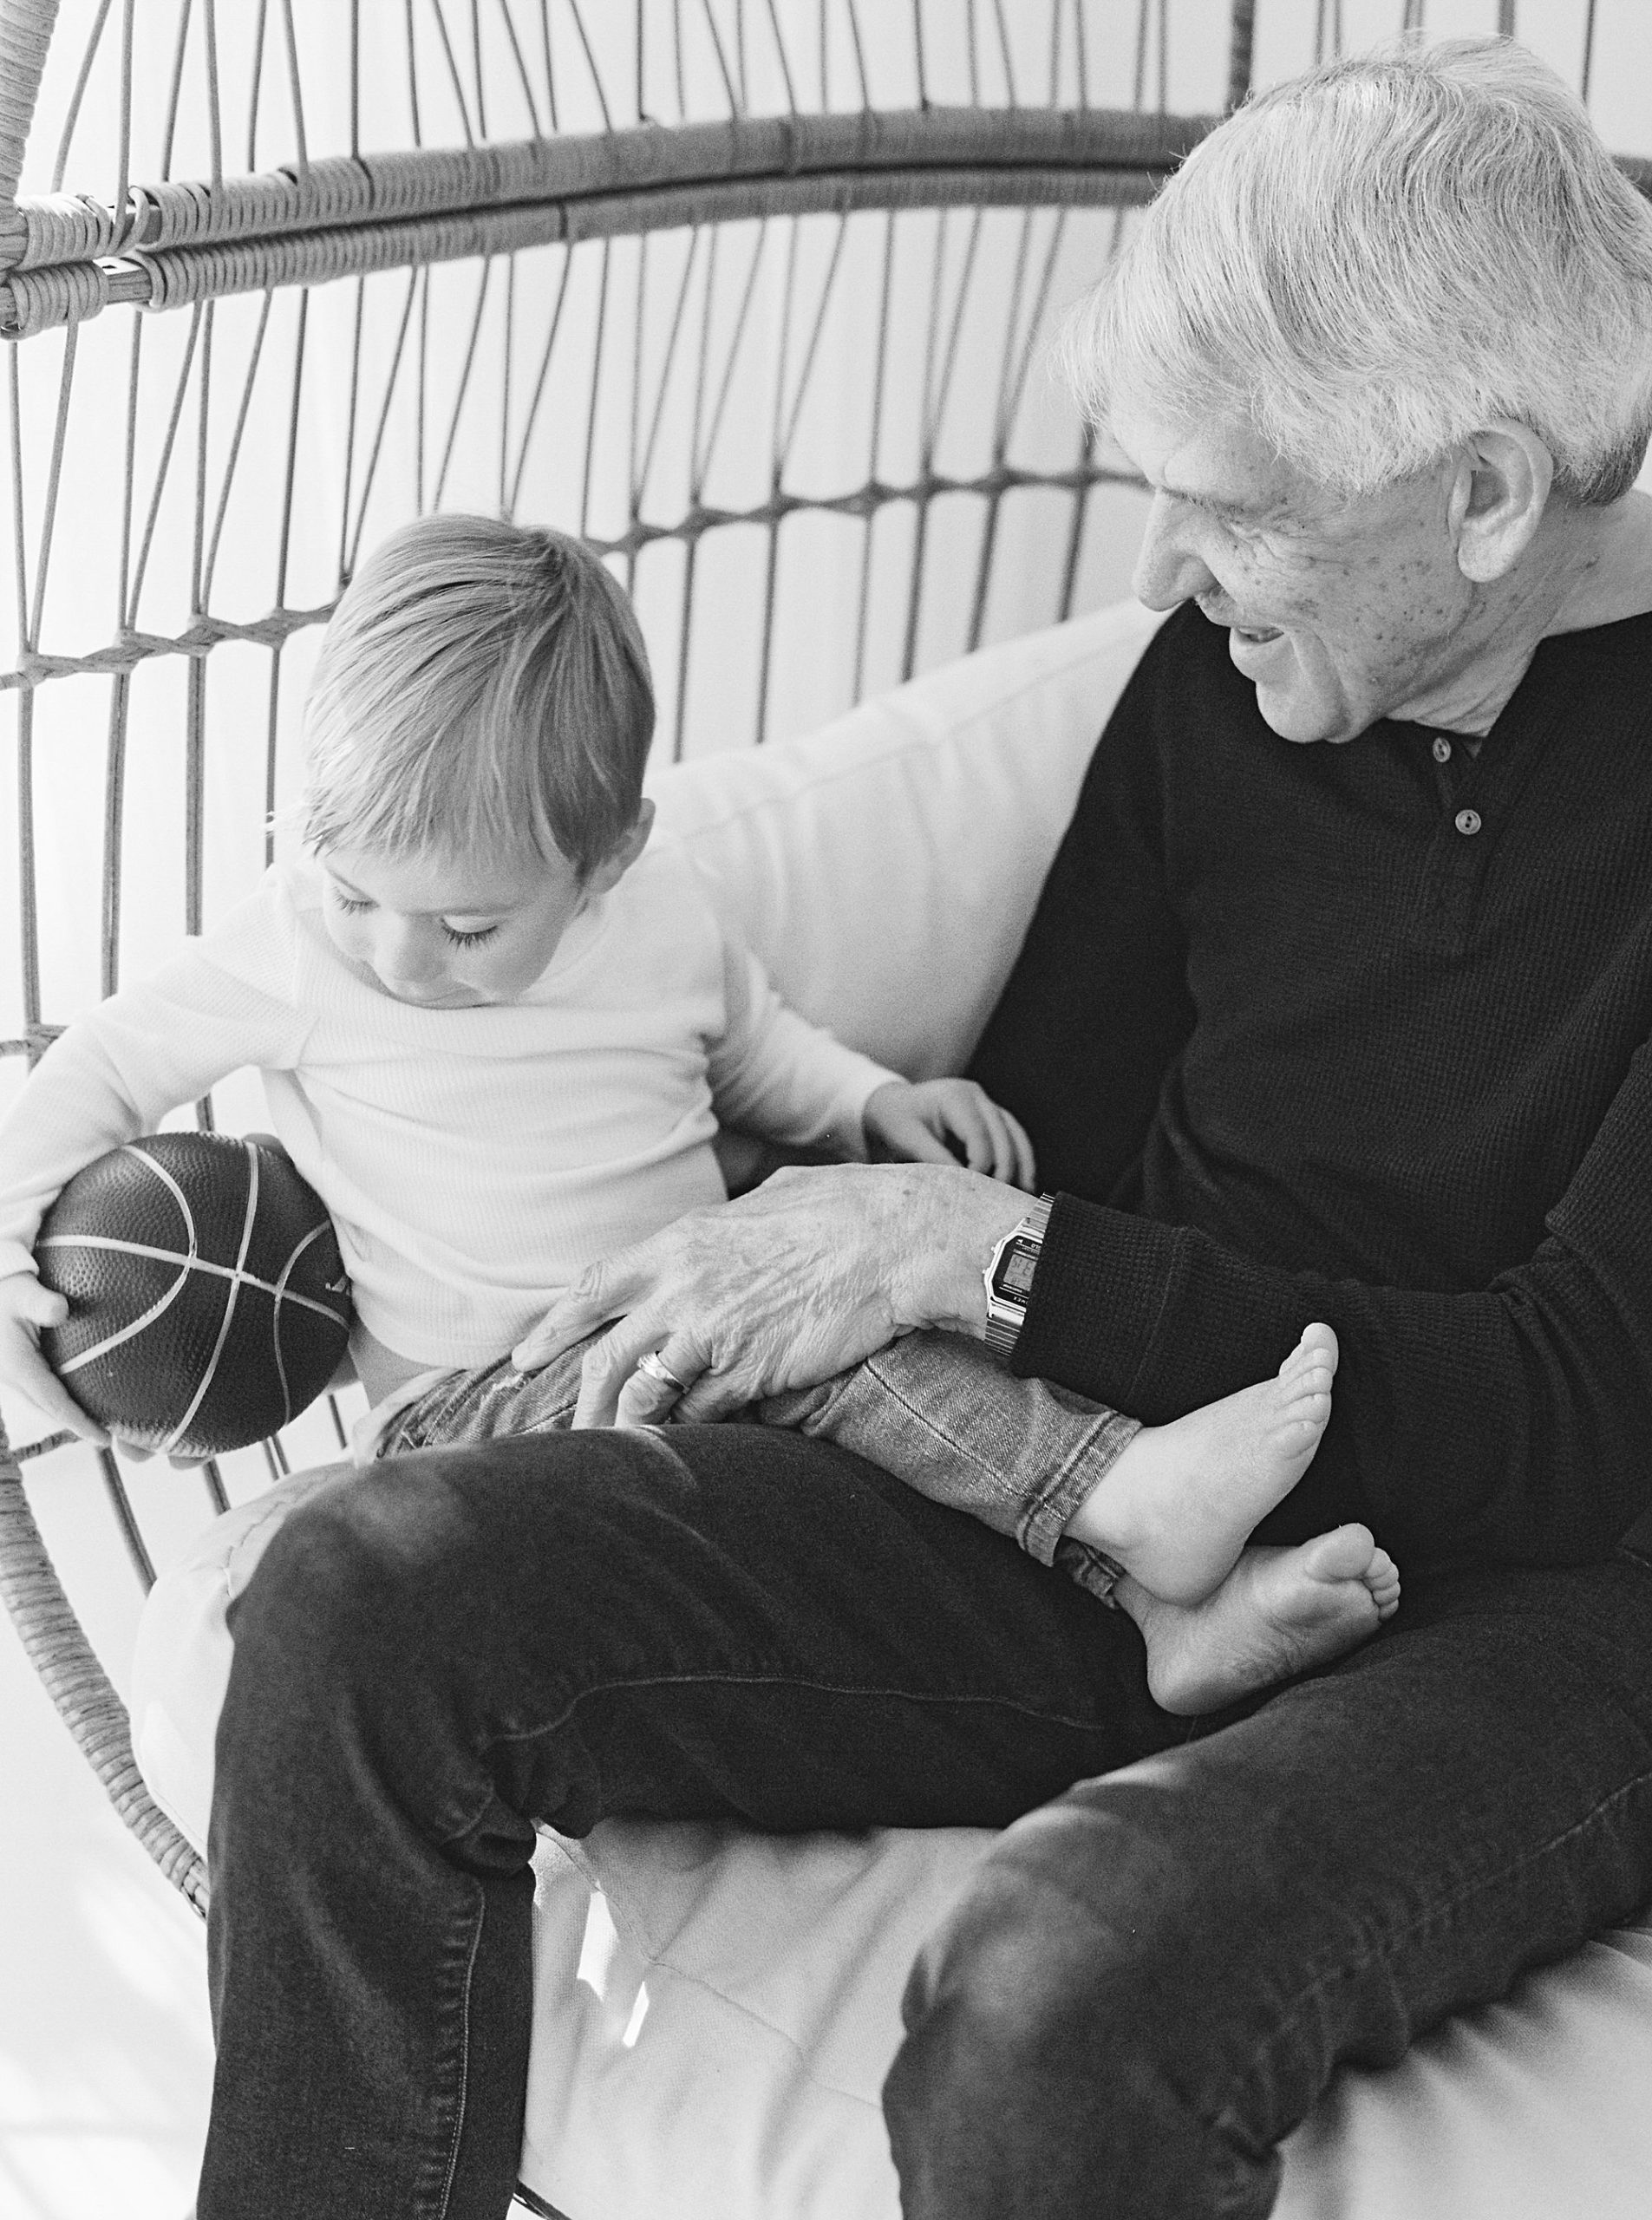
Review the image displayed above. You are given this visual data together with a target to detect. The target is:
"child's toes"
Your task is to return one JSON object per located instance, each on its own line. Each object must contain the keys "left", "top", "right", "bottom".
{"left": 1365, "top": 1546, "right": 1401, "bottom": 1615}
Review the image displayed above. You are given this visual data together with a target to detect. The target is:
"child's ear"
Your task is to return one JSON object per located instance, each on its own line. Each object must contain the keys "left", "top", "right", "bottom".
{"left": 584, "top": 800, "right": 655, "bottom": 895}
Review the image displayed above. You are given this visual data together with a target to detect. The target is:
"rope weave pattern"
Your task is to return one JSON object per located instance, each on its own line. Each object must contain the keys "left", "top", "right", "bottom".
{"left": 0, "top": 0, "right": 57, "bottom": 229}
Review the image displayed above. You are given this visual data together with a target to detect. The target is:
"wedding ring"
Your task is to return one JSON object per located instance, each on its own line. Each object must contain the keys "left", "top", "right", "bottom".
{"left": 637, "top": 1349, "right": 689, "bottom": 1396}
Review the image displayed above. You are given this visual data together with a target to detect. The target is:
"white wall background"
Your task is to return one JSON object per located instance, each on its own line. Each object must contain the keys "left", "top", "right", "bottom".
{"left": 3, "top": 3, "right": 1650, "bottom": 2214}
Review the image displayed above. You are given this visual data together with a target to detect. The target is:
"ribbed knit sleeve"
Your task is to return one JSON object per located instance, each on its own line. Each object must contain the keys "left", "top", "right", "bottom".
{"left": 0, "top": 879, "right": 312, "bottom": 1280}
{"left": 1016, "top": 1188, "right": 1652, "bottom": 1570}
{"left": 708, "top": 937, "right": 902, "bottom": 1160}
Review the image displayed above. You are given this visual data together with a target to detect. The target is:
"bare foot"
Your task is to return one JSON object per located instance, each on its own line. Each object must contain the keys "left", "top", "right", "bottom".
{"left": 1119, "top": 1524, "right": 1401, "bottom": 1716}
{"left": 1065, "top": 1323, "right": 1338, "bottom": 1603}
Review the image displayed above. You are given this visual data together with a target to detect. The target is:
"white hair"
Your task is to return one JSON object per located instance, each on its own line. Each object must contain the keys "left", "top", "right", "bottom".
{"left": 1067, "top": 37, "right": 1652, "bottom": 503}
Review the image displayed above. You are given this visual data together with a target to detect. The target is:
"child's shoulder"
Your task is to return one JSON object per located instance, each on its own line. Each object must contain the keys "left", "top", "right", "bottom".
{"left": 547, "top": 839, "right": 728, "bottom": 995}
{"left": 607, "top": 839, "right": 724, "bottom": 940}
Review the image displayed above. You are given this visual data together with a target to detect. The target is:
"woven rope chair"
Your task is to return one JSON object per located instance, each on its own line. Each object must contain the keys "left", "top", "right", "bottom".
{"left": 0, "top": 0, "right": 1642, "bottom": 2200}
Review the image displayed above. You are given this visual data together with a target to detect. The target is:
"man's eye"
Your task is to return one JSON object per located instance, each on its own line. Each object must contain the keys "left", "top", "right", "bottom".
{"left": 442, "top": 924, "right": 500, "bottom": 948}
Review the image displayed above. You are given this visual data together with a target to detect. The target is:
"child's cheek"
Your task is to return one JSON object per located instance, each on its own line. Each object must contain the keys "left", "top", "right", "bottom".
{"left": 323, "top": 911, "right": 366, "bottom": 969}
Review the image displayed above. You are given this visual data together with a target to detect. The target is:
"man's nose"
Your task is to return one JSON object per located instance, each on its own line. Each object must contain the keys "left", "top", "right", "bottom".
{"left": 1132, "top": 493, "right": 1217, "bottom": 611}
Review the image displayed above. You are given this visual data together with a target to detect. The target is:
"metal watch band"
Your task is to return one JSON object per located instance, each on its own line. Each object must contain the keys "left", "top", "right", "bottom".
{"left": 983, "top": 1193, "right": 1054, "bottom": 1361}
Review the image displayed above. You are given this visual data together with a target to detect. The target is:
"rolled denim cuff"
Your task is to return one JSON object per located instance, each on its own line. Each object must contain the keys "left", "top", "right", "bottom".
{"left": 1014, "top": 1405, "right": 1139, "bottom": 1598}
{"left": 1055, "top": 1535, "right": 1130, "bottom": 1607}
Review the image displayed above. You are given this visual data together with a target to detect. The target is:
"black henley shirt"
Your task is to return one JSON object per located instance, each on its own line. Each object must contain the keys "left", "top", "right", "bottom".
{"left": 969, "top": 597, "right": 1652, "bottom": 1569}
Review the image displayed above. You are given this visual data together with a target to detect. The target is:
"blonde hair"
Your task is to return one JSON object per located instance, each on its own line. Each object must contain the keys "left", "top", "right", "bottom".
{"left": 304, "top": 514, "right": 655, "bottom": 877}
{"left": 1066, "top": 37, "right": 1652, "bottom": 503}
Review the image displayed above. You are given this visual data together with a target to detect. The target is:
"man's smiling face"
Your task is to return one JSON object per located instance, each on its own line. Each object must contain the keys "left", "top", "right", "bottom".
{"left": 1113, "top": 406, "right": 1480, "bottom": 744}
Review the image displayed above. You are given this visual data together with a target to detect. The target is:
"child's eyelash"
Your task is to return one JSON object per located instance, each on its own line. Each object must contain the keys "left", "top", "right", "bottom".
{"left": 331, "top": 891, "right": 497, "bottom": 948}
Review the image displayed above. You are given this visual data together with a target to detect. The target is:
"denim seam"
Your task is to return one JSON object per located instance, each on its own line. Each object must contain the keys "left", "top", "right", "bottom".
{"left": 856, "top": 1348, "right": 1138, "bottom": 1568}
{"left": 857, "top": 1350, "right": 1048, "bottom": 1510}
{"left": 1019, "top": 1412, "right": 1142, "bottom": 1569}
{"left": 1209, "top": 1752, "right": 1652, "bottom": 2154}
{"left": 433, "top": 1669, "right": 1123, "bottom": 1856}
{"left": 430, "top": 1673, "right": 1123, "bottom": 1850}
{"left": 433, "top": 1881, "right": 486, "bottom": 2220}
{"left": 490, "top": 1674, "right": 1126, "bottom": 1748}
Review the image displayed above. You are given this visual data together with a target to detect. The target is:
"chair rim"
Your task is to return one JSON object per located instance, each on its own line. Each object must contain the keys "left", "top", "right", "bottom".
{"left": 0, "top": 1417, "right": 210, "bottom": 1911}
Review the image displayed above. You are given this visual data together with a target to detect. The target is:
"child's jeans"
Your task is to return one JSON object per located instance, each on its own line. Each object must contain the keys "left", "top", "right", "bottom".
{"left": 366, "top": 1329, "right": 1135, "bottom": 1603}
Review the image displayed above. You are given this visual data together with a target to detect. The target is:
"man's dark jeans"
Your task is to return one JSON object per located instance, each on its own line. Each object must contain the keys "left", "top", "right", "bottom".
{"left": 196, "top": 1425, "right": 1652, "bottom": 2220}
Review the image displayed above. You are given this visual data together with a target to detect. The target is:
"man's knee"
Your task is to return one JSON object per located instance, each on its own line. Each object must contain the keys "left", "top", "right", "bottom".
{"left": 220, "top": 1466, "right": 424, "bottom": 1762}
{"left": 219, "top": 1428, "right": 685, "bottom": 1749}
{"left": 885, "top": 1779, "right": 1282, "bottom": 2220}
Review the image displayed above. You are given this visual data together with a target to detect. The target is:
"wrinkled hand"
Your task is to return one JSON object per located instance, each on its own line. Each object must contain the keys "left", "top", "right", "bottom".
{"left": 0, "top": 1270, "right": 110, "bottom": 1446}
{"left": 863, "top": 1078, "right": 1035, "bottom": 1189}
{"left": 511, "top": 1161, "right": 1025, "bottom": 1430}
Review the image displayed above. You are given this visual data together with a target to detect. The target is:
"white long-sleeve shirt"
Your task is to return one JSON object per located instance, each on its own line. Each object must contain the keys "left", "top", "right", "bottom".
{"left": 0, "top": 848, "right": 898, "bottom": 1370}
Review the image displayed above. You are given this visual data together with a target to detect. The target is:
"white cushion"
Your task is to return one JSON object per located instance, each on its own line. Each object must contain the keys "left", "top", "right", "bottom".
{"left": 647, "top": 599, "right": 1168, "bottom": 1079}
{"left": 522, "top": 1823, "right": 991, "bottom": 2220}
{"left": 519, "top": 1819, "right": 1652, "bottom": 2220}
{"left": 128, "top": 603, "right": 1652, "bottom": 2220}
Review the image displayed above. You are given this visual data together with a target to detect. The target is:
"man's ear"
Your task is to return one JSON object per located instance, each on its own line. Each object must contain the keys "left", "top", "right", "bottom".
{"left": 584, "top": 799, "right": 656, "bottom": 896}
{"left": 1450, "top": 421, "right": 1556, "bottom": 584}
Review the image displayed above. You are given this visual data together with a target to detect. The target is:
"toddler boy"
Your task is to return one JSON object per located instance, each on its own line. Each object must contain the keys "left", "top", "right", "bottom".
{"left": 0, "top": 515, "right": 1396, "bottom": 1712}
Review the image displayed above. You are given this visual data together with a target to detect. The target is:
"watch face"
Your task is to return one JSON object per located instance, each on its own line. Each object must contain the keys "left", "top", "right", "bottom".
{"left": 998, "top": 1244, "right": 1039, "bottom": 1297}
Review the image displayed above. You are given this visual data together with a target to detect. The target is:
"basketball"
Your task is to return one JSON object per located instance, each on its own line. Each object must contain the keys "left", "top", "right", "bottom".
{"left": 33, "top": 1133, "right": 352, "bottom": 1459}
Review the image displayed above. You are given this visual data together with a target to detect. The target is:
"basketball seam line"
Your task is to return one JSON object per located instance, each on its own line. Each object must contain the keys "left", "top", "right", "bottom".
{"left": 36, "top": 1231, "right": 349, "bottom": 1328}
{"left": 49, "top": 1147, "right": 202, "bottom": 1377}
{"left": 270, "top": 1218, "right": 323, "bottom": 1427}
{"left": 159, "top": 1140, "right": 260, "bottom": 1456}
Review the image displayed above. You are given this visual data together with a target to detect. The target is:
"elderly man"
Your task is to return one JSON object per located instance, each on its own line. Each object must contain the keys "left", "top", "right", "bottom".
{"left": 196, "top": 38, "right": 1652, "bottom": 2220}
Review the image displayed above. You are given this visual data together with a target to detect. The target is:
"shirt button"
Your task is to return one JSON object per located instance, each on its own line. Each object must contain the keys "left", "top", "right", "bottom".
{"left": 1455, "top": 807, "right": 1482, "bottom": 837}
{"left": 1433, "top": 736, "right": 1453, "bottom": 763}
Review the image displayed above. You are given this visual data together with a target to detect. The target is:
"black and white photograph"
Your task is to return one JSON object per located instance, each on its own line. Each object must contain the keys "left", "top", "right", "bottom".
{"left": 2, "top": 3, "right": 1650, "bottom": 2216}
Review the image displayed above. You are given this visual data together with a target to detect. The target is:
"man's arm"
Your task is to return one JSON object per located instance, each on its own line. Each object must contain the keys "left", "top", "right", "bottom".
{"left": 966, "top": 625, "right": 1195, "bottom": 1208}
{"left": 1018, "top": 1032, "right": 1652, "bottom": 1568}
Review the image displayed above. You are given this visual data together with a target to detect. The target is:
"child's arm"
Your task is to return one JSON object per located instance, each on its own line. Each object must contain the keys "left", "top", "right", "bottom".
{"left": 708, "top": 930, "right": 1035, "bottom": 1190}
{"left": 0, "top": 928, "right": 312, "bottom": 1437}
{"left": 706, "top": 936, "right": 904, "bottom": 1166}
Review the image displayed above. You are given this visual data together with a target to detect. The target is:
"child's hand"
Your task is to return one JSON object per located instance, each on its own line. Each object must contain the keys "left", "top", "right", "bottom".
{"left": 0, "top": 1270, "right": 111, "bottom": 1446}
{"left": 863, "top": 1079, "right": 1036, "bottom": 1189}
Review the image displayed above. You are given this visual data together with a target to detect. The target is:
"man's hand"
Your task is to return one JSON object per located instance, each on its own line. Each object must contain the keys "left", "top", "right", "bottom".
{"left": 511, "top": 1161, "right": 1028, "bottom": 1430}
{"left": 863, "top": 1079, "right": 1036, "bottom": 1189}
{"left": 0, "top": 1270, "right": 110, "bottom": 1446}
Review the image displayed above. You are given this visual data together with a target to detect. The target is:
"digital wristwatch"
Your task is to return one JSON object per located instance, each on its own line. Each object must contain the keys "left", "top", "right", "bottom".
{"left": 983, "top": 1194, "right": 1054, "bottom": 1361}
